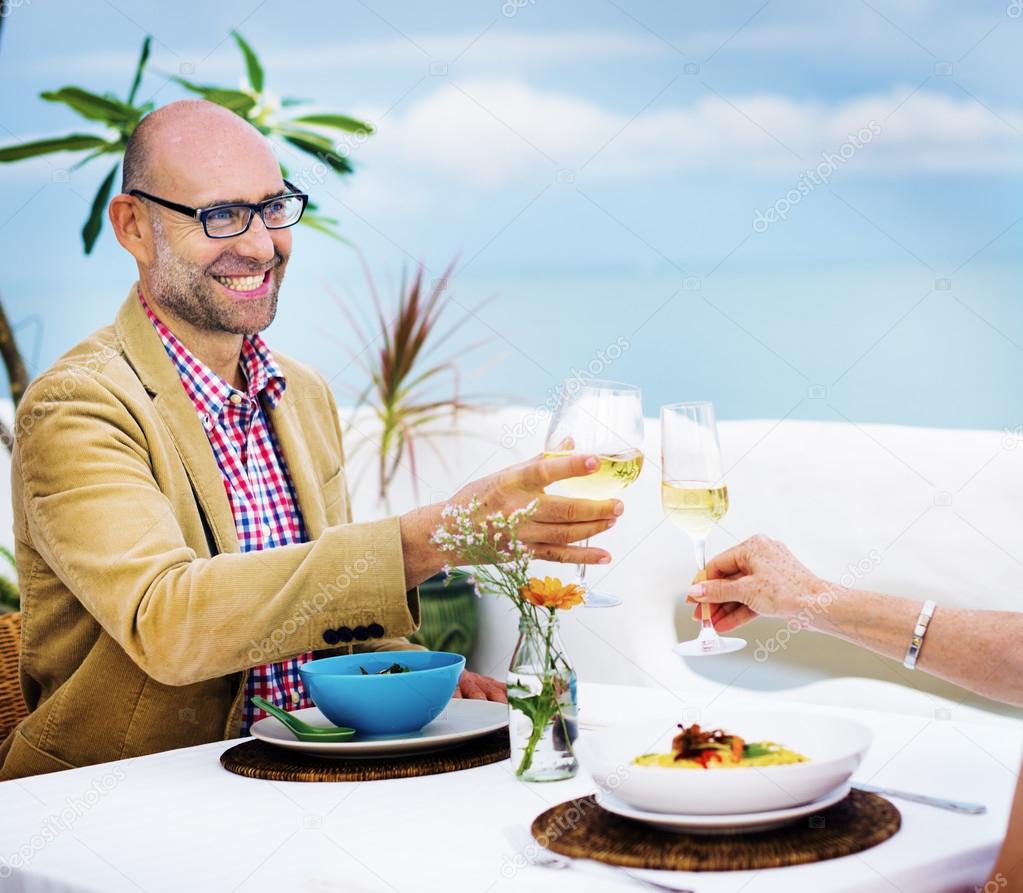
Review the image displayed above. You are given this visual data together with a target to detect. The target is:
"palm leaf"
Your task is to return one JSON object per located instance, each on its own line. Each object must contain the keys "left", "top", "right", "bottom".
{"left": 290, "top": 113, "right": 373, "bottom": 134}
{"left": 231, "top": 30, "right": 264, "bottom": 93}
{"left": 299, "top": 212, "right": 347, "bottom": 242}
{"left": 0, "top": 133, "right": 110, "bottom": 162}
{"left": 40, "top": 87, "right": 139, "bottom": 125}
{"left": 281, "top": 133, "right": 352, "bottom": 174}
{"left": 82, "top": 162, "right": 120, "bottom": 254}
{"left": 126, "top": 36, "right": 152, "bottom": 105}
{"left": 171, "top": 77, "right": 257, "bottom": 116}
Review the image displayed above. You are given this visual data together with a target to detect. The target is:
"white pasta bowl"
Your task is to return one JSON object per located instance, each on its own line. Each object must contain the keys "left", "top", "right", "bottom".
{"left": 575, "top": 710, "right": 873, "bottom": 815}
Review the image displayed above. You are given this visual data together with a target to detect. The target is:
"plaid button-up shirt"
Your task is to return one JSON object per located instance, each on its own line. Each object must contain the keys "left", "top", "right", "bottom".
{"left": 139, "top": 291, "right": 314, "bottom": 734}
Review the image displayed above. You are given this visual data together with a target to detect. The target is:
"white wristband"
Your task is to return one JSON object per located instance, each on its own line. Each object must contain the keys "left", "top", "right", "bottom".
{"left": 903, "top": 599, "right": 936, "bottom": 670}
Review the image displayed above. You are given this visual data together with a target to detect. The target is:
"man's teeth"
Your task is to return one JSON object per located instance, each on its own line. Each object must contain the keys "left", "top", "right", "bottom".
{"left": 213, "top": 273, "right": 264, "bottom": 291}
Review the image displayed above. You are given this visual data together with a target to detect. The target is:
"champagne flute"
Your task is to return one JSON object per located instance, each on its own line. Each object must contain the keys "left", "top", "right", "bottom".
{"left": 543, "top": 380, "right": 645, "bottom": 608}
{"left": 661, "top": 401, "right": 746, "bottom": 656}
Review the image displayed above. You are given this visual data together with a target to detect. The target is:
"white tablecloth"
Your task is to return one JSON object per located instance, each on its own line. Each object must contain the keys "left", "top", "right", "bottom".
{"left": 0, "top": 682, "right": 1017, "bottom": 893}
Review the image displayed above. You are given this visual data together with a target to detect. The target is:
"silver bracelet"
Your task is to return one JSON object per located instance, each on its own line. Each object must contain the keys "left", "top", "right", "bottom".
{"left": 903, "top": 599, "right": 936, "bottom": 670}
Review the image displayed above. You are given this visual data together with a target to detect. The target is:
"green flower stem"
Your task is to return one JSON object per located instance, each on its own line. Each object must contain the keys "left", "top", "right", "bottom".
{"left": 514, "top": 608, "right": 566, "bottom": 777}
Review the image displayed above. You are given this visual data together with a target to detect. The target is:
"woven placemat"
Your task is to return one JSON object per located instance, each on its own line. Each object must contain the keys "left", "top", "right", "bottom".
{"left": 531, "top": 789, "right": 900, "bottom": 871}
{"left": 220, "top": 728, "right": 510, "bottom": 782}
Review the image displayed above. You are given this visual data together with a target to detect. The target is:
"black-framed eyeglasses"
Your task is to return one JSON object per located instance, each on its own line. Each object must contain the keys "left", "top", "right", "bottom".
{"left": 129, "top": 180, "right": 309, "bottom": 238}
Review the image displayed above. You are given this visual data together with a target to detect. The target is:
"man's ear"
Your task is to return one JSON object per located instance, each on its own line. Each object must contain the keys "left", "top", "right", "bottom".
{"left": 108, "top": 193, "right": 153, "bottom": 265}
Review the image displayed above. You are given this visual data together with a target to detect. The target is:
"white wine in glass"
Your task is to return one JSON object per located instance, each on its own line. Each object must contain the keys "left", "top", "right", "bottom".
{"left": 661, "top": 402, "right": 746, "bottom": 656}
{"left": 544, "top": 380, "right": 645, "bottom": 608}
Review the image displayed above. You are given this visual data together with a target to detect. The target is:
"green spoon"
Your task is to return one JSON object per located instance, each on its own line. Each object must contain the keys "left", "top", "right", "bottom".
{"left": 251, "top": 696, "right": 356, "bottom": 742}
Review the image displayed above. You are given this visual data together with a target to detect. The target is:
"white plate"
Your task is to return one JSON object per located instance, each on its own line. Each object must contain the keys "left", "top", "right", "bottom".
{"left": 250, "top": 698, "right": 508, "bottom": 757}
{"left": 596, "top": 781, "right": 852, "bottom": 835}
{"left": 576, "top": 710, "right": 872, "bottom": 815}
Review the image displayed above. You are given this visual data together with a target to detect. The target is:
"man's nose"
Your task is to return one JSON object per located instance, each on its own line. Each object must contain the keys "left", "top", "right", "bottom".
{"left": 231, "top": 213, "right": 276, "bottom": 265}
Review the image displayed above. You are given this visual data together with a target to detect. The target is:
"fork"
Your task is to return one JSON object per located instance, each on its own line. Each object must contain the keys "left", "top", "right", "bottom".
{"left": 501, "top": 825, "right": 693, "bottom": 892}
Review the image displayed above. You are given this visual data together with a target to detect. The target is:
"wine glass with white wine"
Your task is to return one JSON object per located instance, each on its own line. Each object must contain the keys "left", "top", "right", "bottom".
{"left": 543, "top": 380, "right": 645, "bottom": 608}
{"left": 661, "top": 401, "right": 746, "bottom": 656}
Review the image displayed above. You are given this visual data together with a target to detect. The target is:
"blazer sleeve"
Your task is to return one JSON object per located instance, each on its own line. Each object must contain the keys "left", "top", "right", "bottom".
{"left": 16, "top": 370, "right": 421, "bottom": 687}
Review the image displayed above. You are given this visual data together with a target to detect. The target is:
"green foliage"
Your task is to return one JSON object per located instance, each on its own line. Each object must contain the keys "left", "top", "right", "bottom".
{"left": 0, "top": 545, "right": 18, "bottom": 612}
{"left": 0, "top": 30, "right": 371, "bottom": 251}
{"left": 336, "top": 260, "right": 489, "bottom": 507}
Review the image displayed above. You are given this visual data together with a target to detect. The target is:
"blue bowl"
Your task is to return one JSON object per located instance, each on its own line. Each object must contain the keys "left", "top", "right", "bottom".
{"left": 299, "top": 651, "right": 466, "bottom": 736}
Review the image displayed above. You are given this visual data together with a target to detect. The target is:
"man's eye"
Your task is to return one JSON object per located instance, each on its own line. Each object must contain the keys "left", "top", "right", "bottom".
{"left": 208, "top": 207, "right": 239, "bottom": 224}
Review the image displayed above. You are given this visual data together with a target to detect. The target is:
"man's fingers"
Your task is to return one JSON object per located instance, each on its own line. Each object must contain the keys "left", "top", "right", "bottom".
{"left": 532, "top": 494, "right": 622, "bottom": 523}
{"left": 458, "top": 672, "right": 488, "bottom": 700}
{"left": 526, "top": 453, "right": 599, "bottom": 490}
{"left": 480, "top": 676, "right": 508, "bottom": 703}
{"left": 521, "top": 518, "right": 616, "bottom": 545}
{"left": 529, "top": 543, "right": 611, "bottom": 565}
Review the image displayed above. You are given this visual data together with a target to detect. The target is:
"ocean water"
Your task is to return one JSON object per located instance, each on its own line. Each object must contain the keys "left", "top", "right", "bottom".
{"left": 286, "top": 264, "right": 1022, "bottom": 432}
{"left": 3, "top": 261, "right": 1019, "bottom": 433}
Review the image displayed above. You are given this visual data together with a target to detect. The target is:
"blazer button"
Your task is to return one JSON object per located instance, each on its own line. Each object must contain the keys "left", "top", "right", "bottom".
{"left": 322, "top": 628, "right": 340, "bottom": 645}
{"left": 337, "top": 627, "right": 354, "bottom": 643}
{"left": 353, "top": 625, "right": 369, "bottom": 641}
{"left": 367, "top": 623, "right": 384, "bottom": 638}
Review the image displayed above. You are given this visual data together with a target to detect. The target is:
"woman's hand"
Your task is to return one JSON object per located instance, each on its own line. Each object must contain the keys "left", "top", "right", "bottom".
{"left": 689, "top": 535, "right": 828, "bottom": 632}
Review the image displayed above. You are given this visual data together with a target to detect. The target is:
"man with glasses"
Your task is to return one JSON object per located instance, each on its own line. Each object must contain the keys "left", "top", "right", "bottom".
{"left": 0, "top": 100, "right": 623, "bottom": 778}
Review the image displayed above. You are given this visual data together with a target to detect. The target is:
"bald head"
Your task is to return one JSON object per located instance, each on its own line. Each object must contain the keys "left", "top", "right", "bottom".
{"left": 122, "top": 99, "right": 276, "bottom": 195}
{"left": 110, "top": 98, "right": 293, "bottom": 342}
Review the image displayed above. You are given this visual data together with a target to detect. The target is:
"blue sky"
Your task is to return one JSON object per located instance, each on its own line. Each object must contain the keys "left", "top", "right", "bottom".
{"left": 1, "top": 0, "right": 1021, "bottom": 428}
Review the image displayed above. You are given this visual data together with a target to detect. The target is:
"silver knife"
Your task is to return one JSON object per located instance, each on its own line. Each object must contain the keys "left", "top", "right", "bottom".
{"left": 853, "top": 782, "right": 987, "bottom": 815}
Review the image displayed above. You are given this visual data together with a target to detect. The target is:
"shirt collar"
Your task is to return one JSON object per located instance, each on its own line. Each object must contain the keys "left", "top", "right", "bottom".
{"left": 137, "top": 288, "right": 287, "bottom": 418}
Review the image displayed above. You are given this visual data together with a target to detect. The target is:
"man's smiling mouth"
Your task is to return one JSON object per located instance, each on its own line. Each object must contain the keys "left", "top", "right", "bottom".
{"left": 211, "top": 270, "right": 271, "bottom": 293}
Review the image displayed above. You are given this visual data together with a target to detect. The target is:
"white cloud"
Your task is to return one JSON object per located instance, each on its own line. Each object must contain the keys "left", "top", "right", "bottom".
{"left": 348, "top": 78, "right": 1023, "bottom": 188}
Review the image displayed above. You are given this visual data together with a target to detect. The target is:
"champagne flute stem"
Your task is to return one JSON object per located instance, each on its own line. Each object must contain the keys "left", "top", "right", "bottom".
{"left": 693, "top": 537, "right": 713, "bottom": 632}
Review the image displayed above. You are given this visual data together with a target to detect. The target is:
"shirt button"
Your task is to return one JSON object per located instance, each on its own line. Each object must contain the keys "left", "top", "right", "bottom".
{"left": 262, "top": 524, "right": 272, "bottom": 538}
{"left": 229, "top": 393, "right": 243, "bottom": 405}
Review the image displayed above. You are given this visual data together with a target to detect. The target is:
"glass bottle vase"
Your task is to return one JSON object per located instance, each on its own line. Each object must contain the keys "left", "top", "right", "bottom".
{"left": 506, "top": 611, "right": 578, "bottom": 782}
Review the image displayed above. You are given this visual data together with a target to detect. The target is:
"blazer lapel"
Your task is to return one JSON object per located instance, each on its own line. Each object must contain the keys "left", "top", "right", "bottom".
{"left": 115, "top": 285, "right": 240, "bottom": 556}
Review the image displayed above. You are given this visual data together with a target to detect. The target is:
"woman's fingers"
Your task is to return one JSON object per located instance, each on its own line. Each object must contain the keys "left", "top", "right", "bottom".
{"left": 714, "top": 604, "right": 759, "bottom": 632}
{"left": 703, "top": 536, "right": 767, "bottom": 580}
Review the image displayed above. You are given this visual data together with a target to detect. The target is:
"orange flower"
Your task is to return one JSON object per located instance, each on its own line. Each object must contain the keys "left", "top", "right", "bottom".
{"left": 521, "top": 576, "right": 585, "bottom": 610}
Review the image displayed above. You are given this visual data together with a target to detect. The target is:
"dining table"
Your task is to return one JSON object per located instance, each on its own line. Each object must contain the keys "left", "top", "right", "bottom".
{"left": 0, "top": 680, "right": 1018, "bottom": 893}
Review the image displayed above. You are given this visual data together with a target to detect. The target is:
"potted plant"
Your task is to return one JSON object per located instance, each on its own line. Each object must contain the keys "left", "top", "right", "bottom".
{"left": 334, "top": 258, "right": 491, "bottom": 658}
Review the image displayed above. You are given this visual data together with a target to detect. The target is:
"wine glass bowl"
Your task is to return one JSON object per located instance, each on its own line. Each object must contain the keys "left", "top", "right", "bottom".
{"left": 660, "top": 402, "right": 746, "bottom": 657}
{"left": 543, "top": 380, "right": 645, "bottom": 608}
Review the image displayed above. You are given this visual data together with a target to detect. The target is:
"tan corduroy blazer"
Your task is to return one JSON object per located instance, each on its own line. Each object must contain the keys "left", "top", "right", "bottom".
{"left": 0, "top": 285, "right": 421, "bottom": 779}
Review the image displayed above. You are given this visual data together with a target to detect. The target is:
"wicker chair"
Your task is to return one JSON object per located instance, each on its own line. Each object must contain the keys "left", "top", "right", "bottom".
{"left": 0, "top": 612, "right": 27, "bottom": 743}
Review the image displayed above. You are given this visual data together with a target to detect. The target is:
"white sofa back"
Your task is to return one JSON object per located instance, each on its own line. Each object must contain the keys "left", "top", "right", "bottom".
{"left": 342, "top": 406, "right": 1023, "bottom": 720}
{"left": 4, "top": 395, "right": 1017, "bottom": 721}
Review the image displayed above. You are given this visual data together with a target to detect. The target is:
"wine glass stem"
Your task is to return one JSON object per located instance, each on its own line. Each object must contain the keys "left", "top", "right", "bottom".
{"left": 693, "top": 537, "right": 713, "bottom": 632}
{"left": 576, "top": 539, "right": 590, "bottom": 587}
